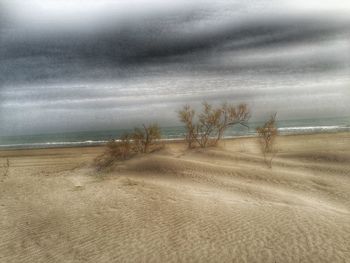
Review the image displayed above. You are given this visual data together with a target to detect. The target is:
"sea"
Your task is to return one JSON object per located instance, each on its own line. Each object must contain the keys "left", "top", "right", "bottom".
{"left": 0, "top": 117, "right": 349, "bottom": 150}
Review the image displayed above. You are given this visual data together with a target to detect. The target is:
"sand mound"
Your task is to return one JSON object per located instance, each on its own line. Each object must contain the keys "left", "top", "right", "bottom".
{"left": 280, "top": 151, "right": 350, "bottom": 163}
{"left": 1, "top": 133, "right": 350, "bottom": 262}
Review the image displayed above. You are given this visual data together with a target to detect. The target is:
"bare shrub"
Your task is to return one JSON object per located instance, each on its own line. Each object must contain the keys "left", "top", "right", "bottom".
{"left": 178, "top": 105, "right": 197, "bottom": 148}
{"left": 5, "top": 159, "right": 9, "bottom": 176}
{"left": 132, "top": 124, "right": 161, "bottom": 153}
{"left": 215, "top": 103, "right": 250, "bottom": 144}
{"left": 196, "top": 102, "right": 222, "bottom": 147}
{"left": 93, "top": 153, "right": 115, "bottom": 172}
{"left": 94, "top": 134, "right": 134, "bottom": 171}
{"left": 107, "top": 134, "right": 133, "bottom": 160}
{"left": 256, "top": 113, "right": 278, "bottom": 168}
{"left": 94, "top": 124, "right": 162, "bottom": 171}
{"left": 178, "top": 102, "right": 250, "bottom": 148}
{"left": 2, "top": 158, "right": 9, "bottom": 178}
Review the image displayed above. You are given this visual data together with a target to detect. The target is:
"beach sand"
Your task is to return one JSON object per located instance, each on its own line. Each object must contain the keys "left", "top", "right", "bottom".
{"left": 0, "top": 133, "right": 349, "bottom": 262}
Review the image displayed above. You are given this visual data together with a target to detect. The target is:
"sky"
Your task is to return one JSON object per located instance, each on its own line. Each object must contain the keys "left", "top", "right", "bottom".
{"left": 0, "top": 0, "right": 350, "bottom": 136}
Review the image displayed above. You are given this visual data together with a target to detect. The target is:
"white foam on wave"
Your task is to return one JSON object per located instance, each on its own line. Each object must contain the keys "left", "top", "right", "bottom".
{"left": 0, "top": 140, "right": 108, "bottom": 149}
{"left": 279, "top": 125, "right": 339, "bottom": 130}
{"left": 278, "top": 125, "right": 349, "bottom": 132}
{"left": 0, "top": 125, "right": 348, "bottom": 149}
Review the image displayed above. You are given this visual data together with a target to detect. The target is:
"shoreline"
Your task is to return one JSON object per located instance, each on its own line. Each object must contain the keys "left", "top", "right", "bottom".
{"left": 0, "top": 131, "right": 349, "bottom": 155}
{"left": 1, "top": 119, "right": 349, "bottom": 151}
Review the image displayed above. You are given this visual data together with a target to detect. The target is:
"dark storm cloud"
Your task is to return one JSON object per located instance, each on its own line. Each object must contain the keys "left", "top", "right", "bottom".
{"left": 1, "top": 13, "right": 349, "bottom": 86}
{"left": 111, "top": 18, "right": 349, "bottom": 65}
{"left": 1, "top": 16, "right": 349, "bottom": 64}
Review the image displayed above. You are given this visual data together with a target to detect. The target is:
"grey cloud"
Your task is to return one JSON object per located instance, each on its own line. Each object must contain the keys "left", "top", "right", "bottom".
{"left": 1, "top": 1, "right": 350, "bottom": 136}
{"left": 1, "top": 15, "right": 349, "bottom": 87}
{"left": 2, "top": 16, "right": 349, "bottom": 62}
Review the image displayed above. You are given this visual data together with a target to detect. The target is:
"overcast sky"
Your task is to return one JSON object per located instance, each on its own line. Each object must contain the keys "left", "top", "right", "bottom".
{"left": 1, "top": 0, "right": 350, "bottom": 136}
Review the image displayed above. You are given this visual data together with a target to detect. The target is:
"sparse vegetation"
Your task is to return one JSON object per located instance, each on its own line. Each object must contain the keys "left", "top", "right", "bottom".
{"left": 215, "top": 103, "right": 250, "bottom": 143}
{"left": 108, "top": 134, "right": 133, "bottom": 160}
{"left": 95, "top": 102, "right": 251, "bottom": 171}
{"left": 178, "top": 101, "right": 250, "bottom": 148}
{"left": 132, "top": 124, "right": 161, "bottom": 153}
{"left": 94, "top": 124, "right": 162, "bottom": 171}
{"left": 1, "top": 159, "right": 10, "bottom": 180}
{"left": 94, "top": 134, "right": 134, "bottom": 172}
{"left": 178, "top": 105, "right": 197, "bottom": 148}
{"left": 257, "top": 113, "right": 278, "bottom": 168}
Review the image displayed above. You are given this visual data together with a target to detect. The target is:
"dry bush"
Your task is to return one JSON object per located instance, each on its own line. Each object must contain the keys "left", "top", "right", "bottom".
{"left": 107, "top": 134, "right": 133, "bottom": 159}
{"left": 132, "top": 124, "right": 161, "bottom": 153}
{"left": 2, "top": 159, "right": 9, "bottom": 179}
{"left": 94, "top": 124, "right": 162, "bottom": 171}
{"left": 178, "top": 102, "right": 250, "bottom": 148}
{"left": 178, "top": 105, "right": 197, "bottom": 148}
{"left": 94, "top": 134, "right": 133, "bottom": 171}
{"left": 257, "top": 113, "right": 278, "bottom": 168}
{"left": 196, "top": 102, "right": 222, "bottom": 147}
{"left": 216, "top": 103, "right": 250, "bottom": 143}
{"left": 94, "top": 153, "right": 116, "bottom": 172}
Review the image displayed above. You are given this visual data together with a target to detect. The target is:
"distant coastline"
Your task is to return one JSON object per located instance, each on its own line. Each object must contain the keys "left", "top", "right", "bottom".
{"left": 0, "top": 124, "right": 349, "bottom": 150}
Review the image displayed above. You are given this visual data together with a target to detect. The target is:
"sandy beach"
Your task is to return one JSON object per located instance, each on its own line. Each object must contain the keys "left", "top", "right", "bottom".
{"left": 0, "top": 132, "right": 349, "bottom": 263}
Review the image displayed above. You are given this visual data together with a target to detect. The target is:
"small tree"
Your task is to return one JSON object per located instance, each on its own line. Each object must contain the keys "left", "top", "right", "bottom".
{"left": 196, "top": 102, "right": 222, "bottom": 147}
{"left": 94, "top": 134, "right": 133, "bottom": 171}
{"left": 107, "top": 133, "right": 132, "bottom": 160}
{"left": 2, "top": 159, "right": 9, "bottom": 178}
{"left": 94, "top": 124, "right": 162, "bottom": 171}
{"left": 215, "top": 103, "right": 250, "bottom": 144}
{"left": 178, "top": 101, "right": 250, "bottom": 148}
{"left": 132, "top": 124, "right": 161, "bottom": 153}
{"left": 178, "top": 105, "right": 197, "bottom": 148}
{"left": 256, "top": 113, "right": 278, "bottom": 168}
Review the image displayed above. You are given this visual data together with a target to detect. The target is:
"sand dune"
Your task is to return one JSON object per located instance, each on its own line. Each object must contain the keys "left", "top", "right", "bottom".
{"left": 0, "top": 133, "right": 349, "bottom": 262}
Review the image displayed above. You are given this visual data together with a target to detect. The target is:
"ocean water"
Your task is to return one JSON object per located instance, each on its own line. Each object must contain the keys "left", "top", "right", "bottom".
{"left": 0, "top": 117, "right": 349, "bottom": 149}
